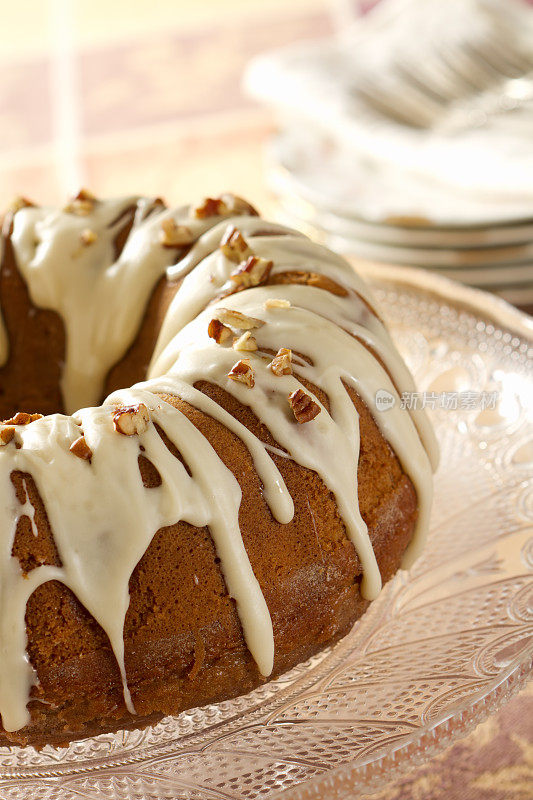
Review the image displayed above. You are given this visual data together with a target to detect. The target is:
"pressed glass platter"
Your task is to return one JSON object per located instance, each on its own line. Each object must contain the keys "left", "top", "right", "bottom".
{"left": 1, "top": 264, "right": 531, "bottom": 800}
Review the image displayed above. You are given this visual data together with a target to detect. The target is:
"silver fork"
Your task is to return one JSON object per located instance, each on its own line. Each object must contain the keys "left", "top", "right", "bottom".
{"left": 438, "top": 74, "right": 533, "bottom": 134}
{"left": 352, "top": 24, "right": 533, "bottom": 128}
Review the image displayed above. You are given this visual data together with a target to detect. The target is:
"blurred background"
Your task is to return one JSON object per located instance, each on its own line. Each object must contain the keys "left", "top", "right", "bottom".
{"left": 1, "top": 0, "right": 532, "bottom": 312}
{"left": 0, "top": 0, "right": 333, "bottom": 210}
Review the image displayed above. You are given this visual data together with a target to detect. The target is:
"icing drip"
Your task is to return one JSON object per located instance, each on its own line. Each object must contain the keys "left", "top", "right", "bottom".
{"left": 0, "top": 393, "right": 273, "bottom": 731}
{"left": 149, "top": 287, "right": 434, "bottom": 592}
{"left": 0, "top": 198, "right": 438, "bottom": 733}
{"left": 150, "top": 219, "right": 438, "bottom": 472}
{"left": 6, "top": 198, "right": 224, "bottom": 413}
{"left": 17, "top": 478, "right": 39, "bottom": 539}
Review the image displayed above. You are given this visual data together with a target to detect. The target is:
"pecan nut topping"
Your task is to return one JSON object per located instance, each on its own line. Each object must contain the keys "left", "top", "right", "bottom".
{"left": 70, "top": 435, "right": 93, "bottom": 462}
{"left": 220, "top": 225, "right": 253, "bottom": 263}
{"left": 191, "top": 194, "right": 256, "bottom": 220}
{"left": 228, "top": 359, "right": 255, "bottom": 388}
{"left": 0, "top": 427, "right": 15, "bottom": 446}
{"left": 208, "top": 318, "right": 233, "bottom": 344}
{"left": 112, "top": 403, "right": 150, "bottom": 436}
{"left": 264, "top": 298, "right": 291, "bottom": 309}
{"left": 269, "top": 348, "right": 292, "bottom": 376}
{"left": 233, "top": 331, "right": 258, "bottom": 352}
{"left": 229, "top": 255, "right": 272, "bottom": 289}
{"left": 288, "top": 389, "right": 321, "bottom": 423}
{"left": 159, "top": 218, "right": 194, "bottom": 247}
{"left": 80, "top": 228, "right": 97, "bottom": 246}
{"left": 64, "top": 189, "right": 96, "bottom": 216}
{"left": 9, "top": 196, "right": 35, "bottom": 214}
{"left": 213, "top": 308, "right": 264, "bottom": 330}
{"left": 3, "top": 412, "right": 43, "bottom": 426}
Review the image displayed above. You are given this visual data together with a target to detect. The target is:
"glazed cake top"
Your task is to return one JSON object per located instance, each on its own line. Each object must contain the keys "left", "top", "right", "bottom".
{"left": 0, "top": 193, "right": 438, "bottom": 732}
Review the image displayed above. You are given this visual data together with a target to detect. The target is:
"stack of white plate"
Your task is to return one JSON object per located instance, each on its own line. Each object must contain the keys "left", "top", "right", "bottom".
{"left": 245, "top": 0, "right": 533, "bottom": 312}
{"left": 267, "top": 127, "right": 533, "bottom": 309}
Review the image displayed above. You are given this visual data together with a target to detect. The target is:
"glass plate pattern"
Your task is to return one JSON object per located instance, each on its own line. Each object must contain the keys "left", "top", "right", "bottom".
{"left": 0, "top": 264, "right": 531, "bottom": 800}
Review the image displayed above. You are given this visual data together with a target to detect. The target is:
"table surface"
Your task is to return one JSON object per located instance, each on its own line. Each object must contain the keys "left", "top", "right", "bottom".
{"left": 368, "top": 682, "right": 533, "bottom": 800}
{"left": 0, "top": 1, "right": 531, "bottom": 796}
{"left": 0, "top": 0, "right": 326, "bottom": 211}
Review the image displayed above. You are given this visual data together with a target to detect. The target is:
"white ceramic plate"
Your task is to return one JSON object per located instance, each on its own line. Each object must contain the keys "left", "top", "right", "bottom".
{"left": 267, "top": 129, "right": 533, "bottom": 232}
{"left": 274, "top": 204, "right": 533, "bottom": 297}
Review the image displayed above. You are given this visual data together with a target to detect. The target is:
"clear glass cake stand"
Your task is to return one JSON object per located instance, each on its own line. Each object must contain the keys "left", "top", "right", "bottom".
{"left": 1, "top": 264, "right": 531, "bottom": 800}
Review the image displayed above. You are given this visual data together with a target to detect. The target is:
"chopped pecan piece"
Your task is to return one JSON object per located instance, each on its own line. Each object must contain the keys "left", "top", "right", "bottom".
{"left": 112, "top": 403, "right": 150, "bottom": 436}
{"left": 64, "top": 189, "right": 96, "bottom": 216}
{"left": 222, "top": 194, "right": 257, "bottom": 216}
{"left": 80, "top": 228, "right": 97, "bottom": 246}
{"left": 269, "top": 348, "right": 292, "bottom": 376}
{"left": 191, "top": 193, "right": 256, "bottom": 220}
{"left": 230, "top": 255, "right": 272, "bottom": 289}
{"left": 159, "top": 218, "right": 194, "bottom": 247}
{"left": 220, "top": 225, "right": 253, "bottom": 263}
{"left": 270, "top": 270, "right": 347, "bottom": 297}
{"left": 70, "top": 435, "right": 92, "bottom": 462}
{"left": 76, "top": 188, "right": 95, "bottom": 201}
{"left": 192, "top": 197, "right": 226, "bottom": 219}
{"left": 213, "top": 308, "right": 264, "bottom": 330}
{"left": 288, "top": 389, "right": 321, "bottom": 423}
{"left": 0, "top": 427, "right": 15, "bottom": 445}
{"left": 233, "top": 331, "right": 258, "bottom": 352}
{"left": 264, "top": 297, "right": 291, "bottom": 309}
{"left": 228, "top": 359, "right": 255, "bottom": 388}
{"left": 208, "top": 318, "right": 233, "bottom": 344}
{"left": 9, "top": 196, "right": 35, "bottom": 214}
{"left": 3, "top": 412, "right": 43, "bottom": 426}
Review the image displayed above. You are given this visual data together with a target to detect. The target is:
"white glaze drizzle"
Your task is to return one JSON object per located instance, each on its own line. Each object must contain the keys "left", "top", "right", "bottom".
{"left": 149, "top": 286, "right": 434, "bottom": 580}
{"left": 150, "top": 220, "right": 438, "bottom": 471}
{"left": 0, "top": 392, "right": 273, "bottom": 731}
{"left": 0, "top": 199, "right": 437, "bottom": 733}
{"left": 5, "top": 198, "right": 225, "bottom": 413}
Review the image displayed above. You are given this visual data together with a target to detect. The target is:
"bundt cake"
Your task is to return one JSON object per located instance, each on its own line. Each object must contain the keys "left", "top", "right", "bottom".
{"left": 0, "top": 191, "right": 438, "bottom": 747}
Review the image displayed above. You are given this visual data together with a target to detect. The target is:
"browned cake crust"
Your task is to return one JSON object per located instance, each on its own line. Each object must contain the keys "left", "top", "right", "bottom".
{"left": 0, "top": 215, "right": 181, "bottom": 418}
{"left": 1, "top": 379, "right": 416, "bottom": 748}
{"left": 0, "top": 220, "right": 66, "bottom": 419}
{"left": 0, "top": 201, "right": 421, "bottom": 749}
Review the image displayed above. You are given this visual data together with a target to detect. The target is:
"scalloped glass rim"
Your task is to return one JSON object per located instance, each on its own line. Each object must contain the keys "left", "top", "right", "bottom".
{"left": 0, "top": 265, "right": 531, "bottom": 800}
{"left": 285, "top": 263, "right": 533, "bottom": 800}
